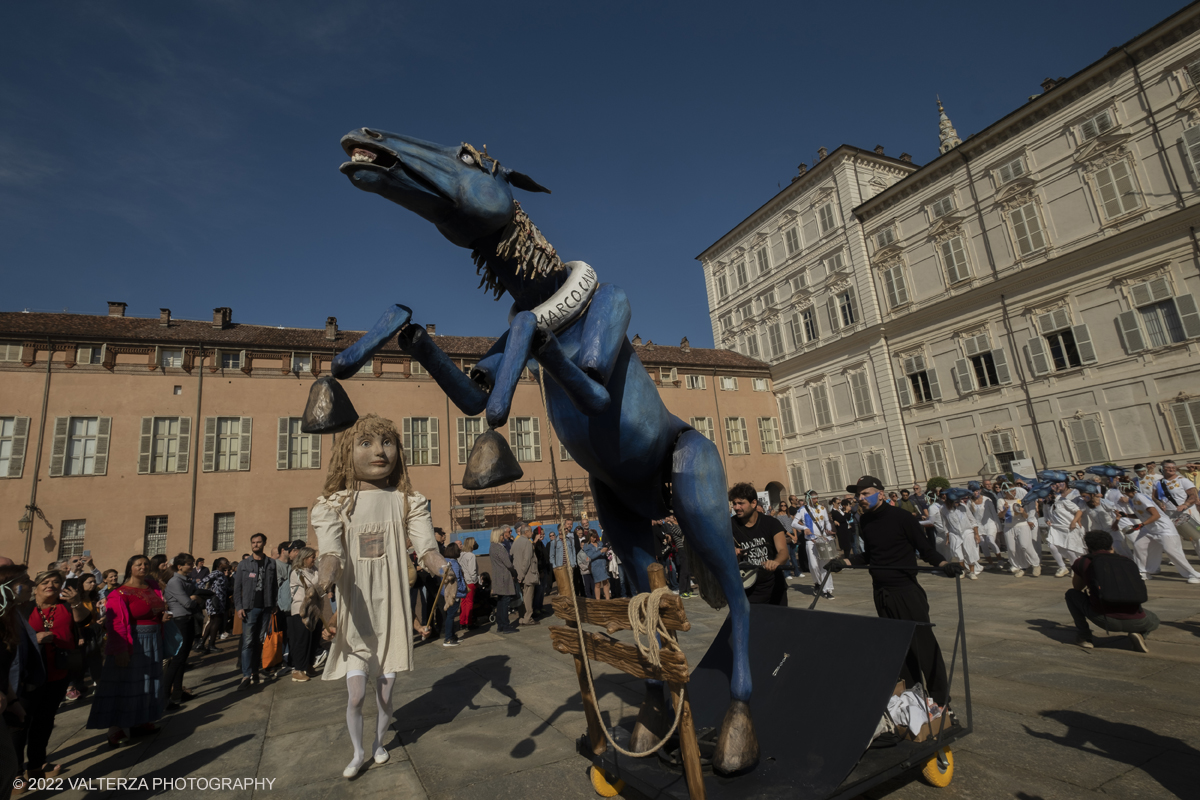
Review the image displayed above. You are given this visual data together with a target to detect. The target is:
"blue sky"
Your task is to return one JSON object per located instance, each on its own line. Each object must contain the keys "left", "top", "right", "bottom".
{"left": 0, "top": 1, "right": 1189, "bottom": 347}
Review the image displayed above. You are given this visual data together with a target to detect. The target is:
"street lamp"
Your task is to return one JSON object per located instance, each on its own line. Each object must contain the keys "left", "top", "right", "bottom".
{"left": 18, "top": 507, "right": 34, "bottom": 536}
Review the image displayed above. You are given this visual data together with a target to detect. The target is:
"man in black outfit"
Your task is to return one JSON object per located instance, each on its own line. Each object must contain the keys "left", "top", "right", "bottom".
{"left": 827, "top": 475, "right": 962, "bottom": 707}
{"left": 729, "top": 482, "right": 789, "bottom": 606}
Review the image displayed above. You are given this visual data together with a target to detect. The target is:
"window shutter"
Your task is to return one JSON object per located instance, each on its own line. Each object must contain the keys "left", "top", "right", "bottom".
{"left": 428, "top": 417, "right": 440, "bottom": 465}
{"left": 954, "top": 358, "right": 974, "bottom": 394}
{"left": 177, "top": 416, "right": 191, "bottom": 473}
{"left": 926, "top": 368, "right": 942, "bottom": 401}
{"left": 457, "top": 418, "right": 467, "bottom": 464}
{"left": 1174, "top": 294, "right": 1200, "bottom": 339}
{"left": 138, "top": 417, "right": 153, "bottom": 474}
{"left": 1117, "top": 310, "right": 1146, "bottom": 353}
{"left": 7, "top": 416, "right": 29, "bottom": 477}
{"left": 1183, "top": 126, "right": 1200, "bottom": 179}
{"left": 1130, "top": 281, "right": 1153, "bottom": 307}
{"left": 1026, "top": 337, "right": 1050, "bottom": 377}
{"left": 847, "top": 287, "right": 859, "bottom": 323}
{"left": 238, "top": 417, "right": 252, "bottom": 471}
{"left": 277, "top": 418, "right": 289, "bottom": 470}
{"left": 1172, "top": 402, "right": 1200, "bottom": 451}
{"left": 49, "top": 417, "right": 68, "bottom": 477}
{"left": 985, "top": 453, "right": 1000, "bottom": 474}
{"left": 309, "top": 431, "right": 320, "bottom": 469}
{"left": 1072, "top": 324, "right": 1097, "bottom": 365}
{"left": 991, "top": 348, "right": 1012, "bottom": 384}
{"left": 826, "top": 297, "right": 839, "bottom": 331}
{"left": 402, "top": 418, "right": 412, "bottom": 454}
{"left": 94, "top": 417, "right": 111, "bottom": 475}
{"left": 896, "top": 377, "right": 913, "bottom": 408}
{"left": 530, "top": 417, "right": 541, "bottom": 461}
{"left": 1068, "top": 419, "right": 1087, "bottom": 458}
{"left": 202, "top": 417, "right": 217, "bottom": 472}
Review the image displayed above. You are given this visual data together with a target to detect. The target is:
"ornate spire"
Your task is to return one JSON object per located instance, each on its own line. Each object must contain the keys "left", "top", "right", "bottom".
{"left": 937, "top": 96, "right": 961, "bottom": 154}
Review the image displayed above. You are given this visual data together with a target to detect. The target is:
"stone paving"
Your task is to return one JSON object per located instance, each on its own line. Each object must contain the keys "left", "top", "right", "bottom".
{"left": 33, "top": 558, "right": 1200, "bottom": 800}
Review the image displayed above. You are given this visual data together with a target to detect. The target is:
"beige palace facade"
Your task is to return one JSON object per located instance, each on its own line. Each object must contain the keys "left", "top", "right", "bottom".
{"left": 699, "top": 4, "right": 1200, "bottom": 494}
{"left": 0, "top": 306, "right": 784, "bottom": 566}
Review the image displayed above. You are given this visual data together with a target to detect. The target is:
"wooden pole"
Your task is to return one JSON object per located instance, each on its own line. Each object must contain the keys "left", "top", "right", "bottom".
{"left": 555, "top": 563, "right": 606, "bottom": 755}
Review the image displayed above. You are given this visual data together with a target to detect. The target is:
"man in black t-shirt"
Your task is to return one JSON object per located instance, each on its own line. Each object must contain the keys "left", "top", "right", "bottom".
{"left": 729, "top": 482, "right": 788, "bottom": 605}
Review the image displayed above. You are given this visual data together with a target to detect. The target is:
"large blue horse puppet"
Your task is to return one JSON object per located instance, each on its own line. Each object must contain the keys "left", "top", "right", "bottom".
{"left": 300, "top": 128, "right": 758, "bottom": 774}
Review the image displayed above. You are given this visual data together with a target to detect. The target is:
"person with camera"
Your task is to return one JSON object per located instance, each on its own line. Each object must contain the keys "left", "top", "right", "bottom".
{"left": 1066, "top": 530, "right": 1159, "bottom": 652}
{"left": 826, "top": 476, "right": 963, "bottom": 708}
{"left": 729, "top": 483, "right": 789, "bottom": 606}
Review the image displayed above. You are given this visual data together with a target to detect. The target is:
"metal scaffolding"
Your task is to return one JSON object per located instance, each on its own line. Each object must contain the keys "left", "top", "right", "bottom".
{"left": 448, "top": 475, "right": 596, "bottom": 533}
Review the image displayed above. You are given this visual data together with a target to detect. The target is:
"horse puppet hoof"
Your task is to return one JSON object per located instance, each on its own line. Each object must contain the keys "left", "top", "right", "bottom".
{"left": 712, "top": 699, "right": 759, "bottom": 776}
{"left": 462, "top": 428, "right": 524, "bottom": 490}
{"left": 301, "top": 377, "right": 359, "bottom": 434}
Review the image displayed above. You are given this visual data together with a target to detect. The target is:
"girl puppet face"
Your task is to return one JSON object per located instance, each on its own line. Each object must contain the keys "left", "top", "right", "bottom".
{"left": 352, "top": 431, "right": 399, "bottom": 485}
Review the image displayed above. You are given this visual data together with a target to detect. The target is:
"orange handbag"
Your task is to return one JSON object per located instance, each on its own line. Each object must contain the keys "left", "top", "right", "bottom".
{"left": 261, "top": 613, "right": 284, "bottom": 669}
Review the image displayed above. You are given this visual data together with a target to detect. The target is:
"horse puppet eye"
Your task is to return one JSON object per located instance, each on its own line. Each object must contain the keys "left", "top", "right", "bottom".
{"left": 460, "top": 152, "right": 475, "bottom": 165}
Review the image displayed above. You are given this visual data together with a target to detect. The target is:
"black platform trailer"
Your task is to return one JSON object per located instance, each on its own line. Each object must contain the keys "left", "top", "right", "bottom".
{"left": 582, "top": 566, "right": 973, "bottom": 799}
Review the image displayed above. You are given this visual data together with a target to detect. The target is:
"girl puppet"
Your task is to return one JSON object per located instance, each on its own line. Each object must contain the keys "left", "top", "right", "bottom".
{"left": 309, "top": 415, "right": 447, "bottom": 778}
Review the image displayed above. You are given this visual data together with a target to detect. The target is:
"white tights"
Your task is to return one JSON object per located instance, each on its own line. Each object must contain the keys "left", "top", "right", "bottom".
{"left": 343, "top": 672, "right": 396, "bottom": 777}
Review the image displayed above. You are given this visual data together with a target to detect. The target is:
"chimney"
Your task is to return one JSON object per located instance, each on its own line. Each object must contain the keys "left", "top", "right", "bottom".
{"left": 899, "top": 153, "right": 913, "bottom": 163}
{"left": 211, "top": 307, "right": 232, "bottom": 329}
{"left": 631, "top": 333, "right": 643, "bottom": 346}
{"left": 817, "top": 146, "right": 828, "bottom": 161}
{"left": 1040, "top": 77, "right": 1057, "bottom": 93}
{"left": 797, "top": 162, "right": 807, "bottom": 176}
{"left": 159, "top": 308, "right": 171, "bottom": 327}
{"left": 107, "top": 301, "right": 127, "bottom": 317}
{"left": 874, "top": 145, "right": 885, "bottom": 155}
{"left": 325, "top": 316, "right": 338, "bottom": 341}
{"left": 680, "top": 336, "right": 690, "bottom": 353}
{"left": 426, "top": 323, "right": 436, "bottom": 335}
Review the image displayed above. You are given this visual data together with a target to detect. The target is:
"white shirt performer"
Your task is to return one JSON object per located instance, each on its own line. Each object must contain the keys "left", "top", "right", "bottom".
{"left": 310, "top": 414, "right": 447, "bottom": 778}
{"left": 792, "top": 496, "right": 834, "bottom": 597}
{"left": 967, "top": 482, "right": 1001, "bottom": 567}
{"left": 1120, "top": 481, "right": 1200, "bottom": 583}
{"left": 1159, "top": 459, "right": 1200, "bottom": 558}
{"left": 999, "top": 486, "right": 1039, "bottom": 576}
{"left": 942, "top": 498, "right": 980, "bottom": 579}
{"left": 1044, "top": 487, "right": 1085, "bottom": 577}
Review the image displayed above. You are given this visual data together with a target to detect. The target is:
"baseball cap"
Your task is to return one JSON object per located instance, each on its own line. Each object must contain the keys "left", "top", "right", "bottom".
{"left": 846, "top": 475, "right": 885, "bottom": 494}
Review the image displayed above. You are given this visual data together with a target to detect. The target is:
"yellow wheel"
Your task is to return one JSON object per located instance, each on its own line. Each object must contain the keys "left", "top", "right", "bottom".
{"left": 589, "top": 765, "right": 625, "bottom": 797}
{"left": 921, "top": 747, "right": 953, "bottom": 787}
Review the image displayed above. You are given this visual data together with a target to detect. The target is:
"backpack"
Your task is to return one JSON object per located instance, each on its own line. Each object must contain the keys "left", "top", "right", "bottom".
{"left": 1088, "top": 552, "right": 1147, "bottom": 607}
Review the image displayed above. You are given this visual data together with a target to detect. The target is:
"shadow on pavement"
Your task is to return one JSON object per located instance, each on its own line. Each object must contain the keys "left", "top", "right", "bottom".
{"left": 393, "top": 655, "right": 520, "bottom": 743}
{"left": 1026, "top": 618, "right": 1074, "bottom": 645}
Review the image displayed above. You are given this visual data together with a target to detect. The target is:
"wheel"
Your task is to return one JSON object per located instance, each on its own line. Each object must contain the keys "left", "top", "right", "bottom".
{"left": 589, "top": 765, "right": 625, "bottom": 797}
{"left": 921, "top": 746, "right": 953, "bottom": 787}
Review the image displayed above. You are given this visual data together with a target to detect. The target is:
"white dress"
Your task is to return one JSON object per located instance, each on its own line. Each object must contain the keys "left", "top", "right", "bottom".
{"left": 311, "top": 487, "right": 438, "bottom": 680}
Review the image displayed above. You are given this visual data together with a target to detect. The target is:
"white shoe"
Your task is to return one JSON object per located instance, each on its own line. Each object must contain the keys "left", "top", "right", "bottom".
{"left": 968, "top": 573, "right": 978, "bottom": 580}
{"left": 219, "top": 632, "right": 230, "bottom": 640}
{"left": 373, "top": 747, "right": 389, "bottom": 765}
{"left": 1187, "top": 577, "right": 1200, "bottom": 585}
{"left": 1140, "top": 574, "right": 1150, "bottom": 581}
{"left": 1012, "top": 569, "right": 1025, "bottom": 578}
{"left": 1054, "top": 568, "right": 1070, "bottom": 578}
{"left": 343, "top": 753, "right": 366, "bottom": 778}
{"left": 313, "top": 651, "right": 329, "bottom": 669}
{"left": 1032, "top": 565, "right": 1041, "bottom": 577}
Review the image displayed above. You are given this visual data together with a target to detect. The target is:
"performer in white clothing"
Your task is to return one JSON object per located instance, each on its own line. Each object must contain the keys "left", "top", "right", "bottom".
{"left": 310, "top": 414, "right": 448, "bottom": 778}
{"left": 1071, "top": 481, "right": 1131, "bottom": 559}
{"left": 792, "top": 493, "right": 834, "bottom": 598}
{"left": 1119, "top": 480, "right": 1200, "bottom": 583}
{"left": 942, "top": 492, "right": 981, "bottom": 579}
{"left": 967, "top": 481, "right": 1002, "bottom": 569}
{"left": 999, "top": 485, "right": 1039, "bottom": 576}
{"left": 1044, "top": 484, "right": 1085, "bottom": 577}
{"left": 1158, "top": 460, "right": 1200, "bottom": 558}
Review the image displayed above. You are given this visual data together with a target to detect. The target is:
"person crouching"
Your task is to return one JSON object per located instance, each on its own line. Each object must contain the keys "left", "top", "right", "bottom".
{"left": 1066, "top": 530, "right": 1159, "bottom": 652}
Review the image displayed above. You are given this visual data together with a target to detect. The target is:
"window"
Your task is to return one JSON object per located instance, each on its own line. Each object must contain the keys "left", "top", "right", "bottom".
{"left": 160, "top": 348, "right": 183, "bottom": 369}
{"left": 761, "top": 289, "right": 776, "bottom": 307}
{"left": 789, "top": 272, "right": 807, "bottom": 294}
{"left": 755, "top": 248, "right": 770, "bottom": 275}
{"left": 882, "top": 263, "right": 908, "bottom": 309}
{"left": 77, "top": 346, "right": 102, "bottom": 365}
{"left": 997, "top": 156, "right": 1025, "bottom": 184}
{"left": 0, "top": 416, "right": 29, "bottom": 478}
{"left": 719, "top": 376, "right": 738, "bottom": 391}
{"left": 48, "top": 416, "right": 110, "bottom": 477}
{"left": 59, "top": 520, "right": 85, "bottom": 559}
{"left": 145, "top": 516, "right": 168, "bottom": 557}
{"left": 403, "top": 417, "right": 440, "bottom": 465}
{"left": 410, "top": 360, "right": 427, "bottom": 376}
{"left": 736, "top": 303, "right": 753, "bottom": 324}
{"left": 920, "top": 441, "right": 950, "bottom": 480}
{"left": 735, "top": 260, "right": 748, "bottom": 286}
{"left": 204, "top": 416, "right": 251, "bottom": 472}
{"left": 1184, "top": 125, "right": 1200, "bottom": 182}
{"left": 279, "top": 417, "right": 321, "bottom": 470}
{"left": 930, "top": 196, "right": 955, "bottom": 220}
{"left": 716, "top": 273, "right": 729, "bottom": 300}
{"left": 1093, "top": 161, "right": 1141, "bottom": 219}
{"left": 211, "top": 513, "right": 234, "bottom": 552}
{"left": 289, "top": 508, "right": 308, "bottom": 542}
{"left": 788, "top": 463, "right": 804, "bottom": 495}
{"left": 685, "top": 375, "right": 707, "bottom": 390}
{"left": 822, "top": 251, "right": 845, "bottom": 275}
{"left": 1068, "top": 416, "right": 1108, "bottom": 462}
{"left": 955, "top": 334, "right": 1011, "bottom": 393}
{"left": 801, "top": 308, "right": 819, "bottom": 343}
{"left": 1008, "top": 202, "right": 1046, "bottom": 256}
{"left": 767, "top": 323, "right": 784, "bottom": 358}
{"left": 139, "top": 416, "right": 191, "bottom": 474}
{"left": 690, "top": 417, "right": 715, "bottom": 442}
{"left": 849, "top": 370, "right": 873, "bottom": 417}
{"left": 521, "top": 494, "right": 536, "bottom": 522}
{"left": 1119, "top": 277, "right": 1200, "bottom": 352}
{"left": 984, "top": 431, "right": 1024, "bottom": 474}
{"left": 1188, "top": 60, "right": 1200, "bottom": 88}
{"left": 827, "top": 288, "right": 857, "bottom": 331}
{"left": 897, "top": 355, "right": 941, "bottom": 407}
{"left": 719, "top": 314, "right": 733, "bottom": 333}
{"left": 457, "top": 417, "right": 483, "bottom": 463}
{"left": 0, "top": 342, "right": 22, "bottom": 362}
{"left": 560, "top": 441, "right": 574, "bottom": 461}
{"left": 865, "top": 452, "right": 887, "bottom": 483}
{"left": 221, "top": 350, "right": 242, "bottom": 370}
{"left": 758, "top": 418, "right": 780, "bottom": 454}
{"left": 659, "top": 367, "right": 678, "bottom": 384}
{"left": 784, "top": 227, "right": 800, "bottom": 255}
{"left": 752, "top": 377, "right": 770, "bottom": 392}
{"left": 744, "top": 334, "right": 760, "bottom": 359}
{"left": 811, "top": 382, "right": 832, "bottom": 427}
{"left": 470, "top": 505, "right": 487, "bottom": 526}
{"left": 779, "top": 395, "right": 796, "bottom": 436}
{"left": 355, "top": 359, "right": 374, "bottom": 376}
{"left": 509, "top": 417, "right": 541, "bottom": 462}
{"left": 292, "top": 353, "right": 312, "bottom": 374}
{"left": 461, "top": 361, "right": 475, "bottom": 376}
{"left": 1169, "top": 398, "right": 1200, "bottom": 451}
{"left": 818, "top": 204, "right": 835, "bottom": 234}
{"left": 725, "top": 417, "right": 749, "bottom": 455}
{"left": 1080, "top": 109, "right": 1114, "bottom": 141}
{"left": 823, "top": 459, "right": 844, "bottom": 495}
{"left": 1027, "top": 308, "right": 1096, "bottom": 376}
{"left": 572, "top": 494, "right": 586, "bottom": 519}
{"left": 875, "top": 228, "right": 895, "bottom": 249}
{"left": 941, "top": 236, "right": 970, "bottom": 284}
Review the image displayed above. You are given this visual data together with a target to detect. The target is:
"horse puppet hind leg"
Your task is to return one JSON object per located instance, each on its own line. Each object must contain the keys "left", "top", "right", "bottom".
{"left": 671, "top": 429, "right": 759, "bottom": 776}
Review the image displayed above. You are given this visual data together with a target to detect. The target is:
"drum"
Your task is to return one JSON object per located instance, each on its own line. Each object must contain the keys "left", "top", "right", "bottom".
{"left": 814, "top": 536, "right": 840, "bottom": 563}
{"left": 1174, "top": 513, "right": 1200, "bottom": 543}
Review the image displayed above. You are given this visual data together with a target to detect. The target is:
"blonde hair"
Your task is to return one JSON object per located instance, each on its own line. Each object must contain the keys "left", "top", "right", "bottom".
{"left": 462, "top": 537, "right": 477, "bottom": 552}
{"left": 323, "top": 414, "right": 412, "bottom": 497}
{"left": 490, "top": 527, "right": 506, "bottom": 544}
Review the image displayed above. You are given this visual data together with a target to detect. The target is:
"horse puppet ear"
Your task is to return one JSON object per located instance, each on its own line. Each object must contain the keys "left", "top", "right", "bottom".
{"left": 502, "top": 167, "right": 551, "bottom": 194}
